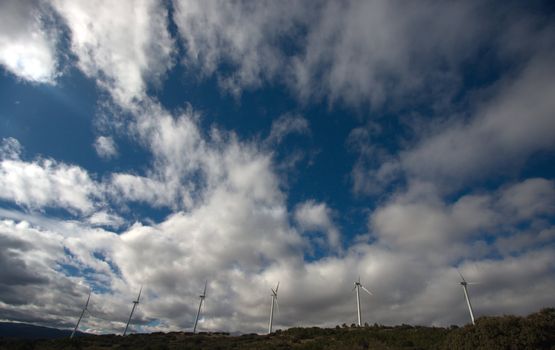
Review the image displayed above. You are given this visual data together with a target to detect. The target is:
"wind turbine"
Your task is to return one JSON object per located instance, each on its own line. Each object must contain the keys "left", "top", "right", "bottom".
{"left": 268, "top": 282, "right": 280, "bottom": 334}
{"left": 353, "top": 277, "right": 372, "bottom": 326}
{"left": 193, "top": 280, "right": 207, "bottom": 334}
{"left": 70, "top": 290, "right": 91, "bottom": 339}
{"left": 123, "top": 286, "right": 142, "bottom": 336}
{"left": 458, "top": 270, "right": 477, "bottom": 325}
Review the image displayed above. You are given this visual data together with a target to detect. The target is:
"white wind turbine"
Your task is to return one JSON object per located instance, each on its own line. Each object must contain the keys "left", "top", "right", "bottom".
{"left": 353, "top": 277, "right": 372, "bottom": 326}
{"left": 268, "top": 282, "right": 280, "bottom": 334}
{"left": 193, "top": 280, "right": 207, "bottom": 334}
{"left": 70, "top": 289, "right": 91, "bottom": 339}
{"left": 458, "top": 270, "right": 478, "bottom": 325}
{"left": 123, "top": 286, "right": 142, "bottom": 336}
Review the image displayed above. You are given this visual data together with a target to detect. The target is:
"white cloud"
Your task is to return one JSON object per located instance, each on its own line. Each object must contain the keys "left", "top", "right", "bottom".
{"left": 0, "top": 215, "right": 136, "bottom": 332}
{"left": 110, "top": 173, "right": 178, "bottom": 209}
{"left": 0, "top": 1, "right": 553, "bottom": 335}
{"left": 0, "top": 172, "right": 553, "bottom": 333}
{"left": 371, "top": 185, "right": 496, "bottom": 262}
{"left": 1, "top": 102, "right": 550, "bottom": 334}
{"left": 295, "top": 200, "right": 341, "bottom": 251}
{"left": 0, "top": 104, "right": 308, "bottom": 331}
{"left": 171, "top": 1, "right": 552, "bottom": 199}
{"left": 94, "top": 136, "right": 118, "bottom": 159}
{"left": 0, "top": 0, "right": 59, "bottom": 83}
{"left": 0, "top": 137, "right": 23, "bottom": 160}
{"left": 352, "top": 50, "right": 555, "bottom": 195}
{"left": 291, "top": 0, "right": 483, "bottom": 108}
{"left": 172, "top": 0, "right": 307, "bottom": 97}
{"left": 0, "top": 156, "right": 100, "bottom": 214}
{"left": 51, "top": 0, "right": 174, "bottom": 107}
{"left": 86, "top": 210, "right": 125, "bottom": 228}
{"left": 498, "top": 178, "right": 555, "bottom": 221}
{"left": 371, "top": 178, "right": 555, "bottom": 261}
{"left": 172, "top": 0, "right": 486, "bottom": 107}
{"left": 401, "top": 54, "right": 555, "bottom": 190}
{"left": 109, "top": 100, "right": 284, "bottom": 211}
{"left": 266, "top": 113, "right": 309, "bottom": 146}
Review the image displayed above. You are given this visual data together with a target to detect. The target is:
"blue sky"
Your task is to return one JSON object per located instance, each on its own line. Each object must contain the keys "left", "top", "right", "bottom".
{"left": 0, "top": 0, "right": 554, "bottom": 334}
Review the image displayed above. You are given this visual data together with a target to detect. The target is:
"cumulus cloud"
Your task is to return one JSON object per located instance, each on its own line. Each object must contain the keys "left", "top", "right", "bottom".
{"left": 0, "top": 156, "right": 100, "bottom": 214}
{"left": 295, "top": 200, "right": 341, "bottom": 251}
{"left": 51, "top": 0, "right": 174, "bottom": 106}
{"left": 0, "top": 103, "right": 310, "bottom": 332}
{"left": 371, "top": 179, "right": 555, "bottom": 262}
{"left": 401, "top": 54, "right": 555, "bottom": 190}
{"left": 172, "top": 0, "right": 487, "bottom": 107}
{"left": 109, "top": 173, "right": 177, "bottom": 209}
{"left": 1, "top": 132, "right": 553, "bottom": 334}
{"left": 105, "top": 100, "right": 285, "bottom": 212}
{"left": 0, "top": 0, "right": 59, "bottom": 83}
{"left": 94, "top": 136, "right": 118, "bottom": 159}
{"left": 0, "top": 216, "right": 139, "bottom": 333}
{"left": 86, "top": 210, "right": 125, "bottom": 229}
{"left": 498, "top": 178, "right": 555, "bottom": 221}
{"left": 351, "top": 48, "right": 555, "bottom": 195}
{"left": 0, "top": 0, "right": 553, "bottom": 337}
{"left": 172, "top": 0, "right": 309, "bottom": 97}
{"left": 291, "top": 0, "right": 484, "bottom": 108}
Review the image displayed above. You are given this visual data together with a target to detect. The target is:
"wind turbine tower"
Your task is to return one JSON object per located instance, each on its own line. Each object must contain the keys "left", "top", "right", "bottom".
{"left": 123, "top": 286, "right": 142, "bottom": 336}
{"left": 268, "top": 282, "right": 279, "bottom": 334}
{"left": 70, "top": 290, "right": 91, "bottom": 338}
{"left": 353, "top": 277, "right": 372, "bottom": 326}
{"left": 193, "top": 280, "right": 207, "bottom": 334}
{"left": 458, "top": 271, "right": 477, "bottom": 325}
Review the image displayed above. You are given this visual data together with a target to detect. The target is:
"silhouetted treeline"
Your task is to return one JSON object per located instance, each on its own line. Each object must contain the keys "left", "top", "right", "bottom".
{"left": 1, "top": 308, "right": 553, "bottom": 349}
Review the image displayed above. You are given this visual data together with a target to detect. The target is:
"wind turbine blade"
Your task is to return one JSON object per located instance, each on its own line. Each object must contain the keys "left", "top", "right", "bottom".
{"left": 203, "top": 280, "right": 207, "bottom": 297}
{"left": 467, "top": 282, "right": 480, "bottom": 285}
{"left": 275, "top": 297, "right": 280, "bottom": 315}
{"left": 85, "top": 290, "right": 91, "bottom": 308}
{"left": 361, "top": 285, "right": 373, "bottom": 296}
{"left": 137, "top": 285, "right": 143, "bottom": 302}
{"left": 275, "top": 282, "right": 279, "bottom": 294}
{"left": 457, "top": 269, "right": 466, "bottom": 283}
{"left": 352, "top": 285, "right": 357, "bottom": 292}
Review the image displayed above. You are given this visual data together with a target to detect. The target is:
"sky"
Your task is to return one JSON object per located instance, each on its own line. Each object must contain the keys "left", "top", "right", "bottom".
{"left": 0, "top": 0, "right": 554, "bottom": 335}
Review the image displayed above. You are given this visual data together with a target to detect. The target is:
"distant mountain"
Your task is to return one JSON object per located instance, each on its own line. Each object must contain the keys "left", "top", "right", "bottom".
{"left": 0, "top": 322, "right": 87, "bottom": 340}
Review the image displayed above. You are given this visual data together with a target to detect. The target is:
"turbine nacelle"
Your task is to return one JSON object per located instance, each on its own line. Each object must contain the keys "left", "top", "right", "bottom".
{"left": 200, "top": 280, "right": 207, "bottom": 299}
{"left": 353, "top": 277, "right": 373, "bottom": 296}
{"left": 458, "top": 271, "right": 479, "bottom": 286}
{"left": 133, "top": 286, "right": 143, "bottom": 305}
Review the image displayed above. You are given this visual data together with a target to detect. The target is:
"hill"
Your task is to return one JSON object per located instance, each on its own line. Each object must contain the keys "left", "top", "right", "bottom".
{"left": 0, "top": 322, "right": 86, "bottom": 340}
{"left": 1, "top": 308, "right": 553, "bottom": 349}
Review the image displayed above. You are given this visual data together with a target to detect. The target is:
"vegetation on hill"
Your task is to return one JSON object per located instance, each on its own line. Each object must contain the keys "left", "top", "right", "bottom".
{"left": 443, "top": 308, "right": 555, "bottom": 350}
{"left": 1, "top": 308, "right": 553, "bottom": 350}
